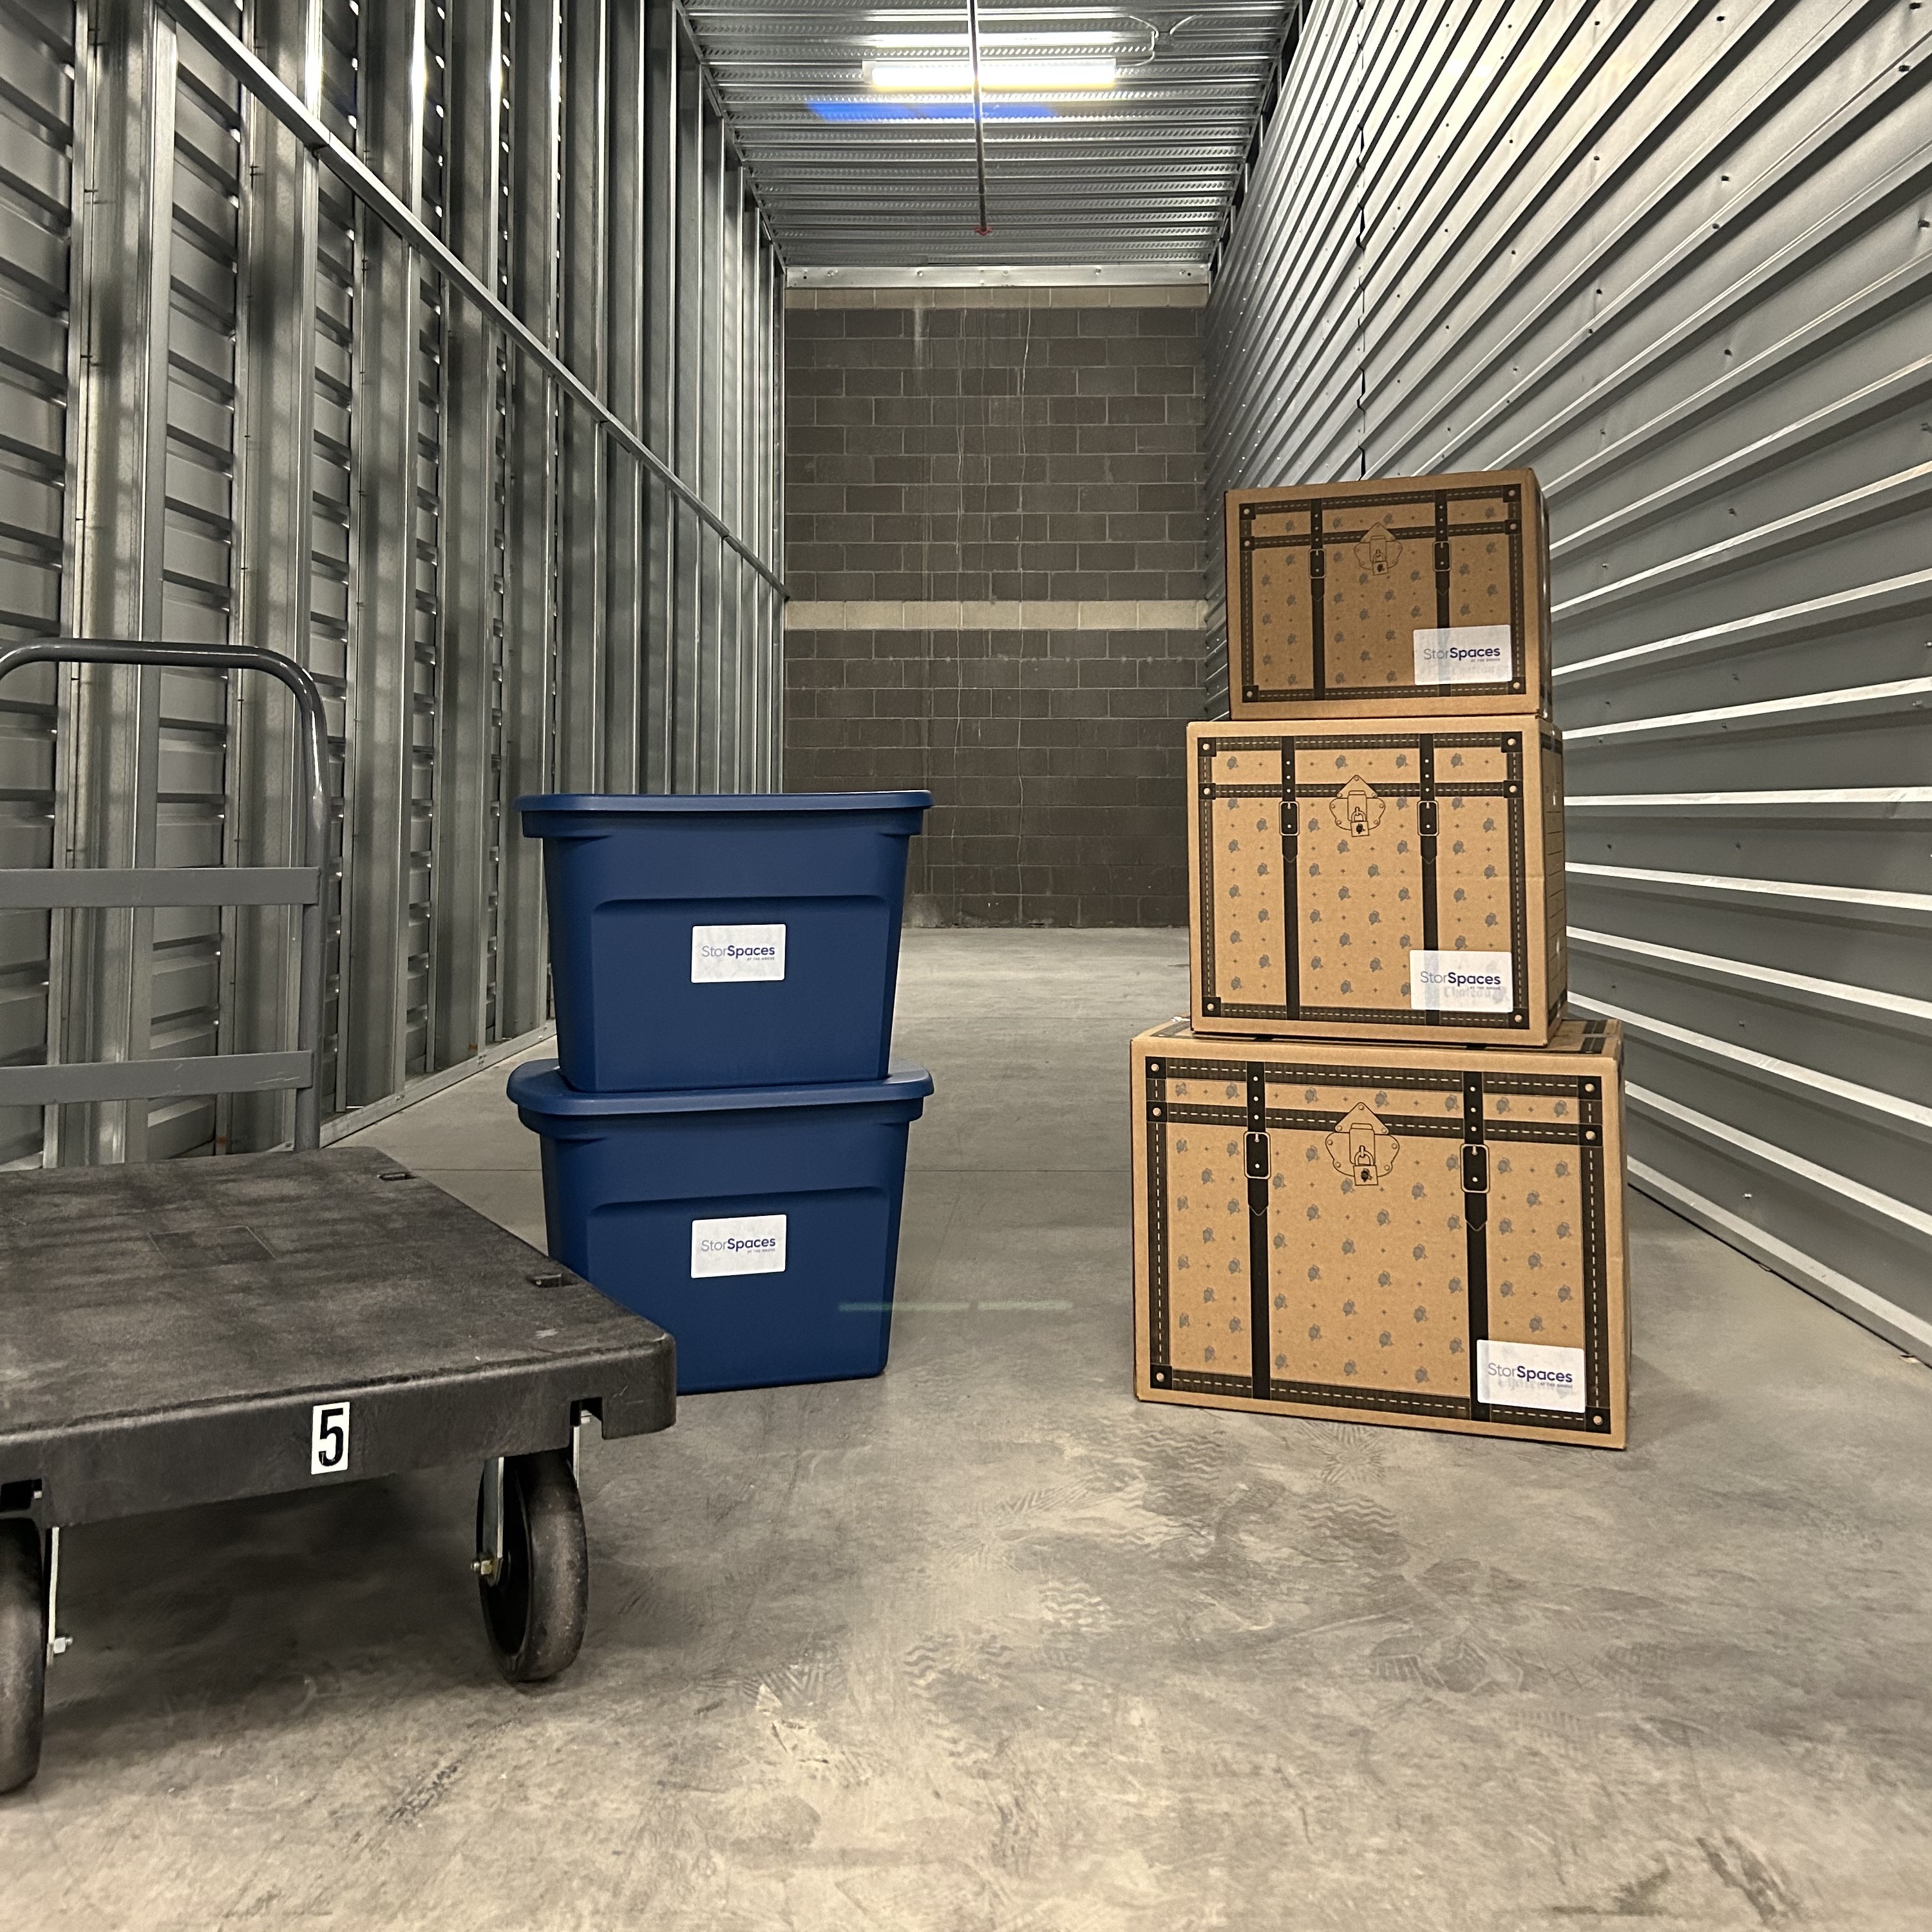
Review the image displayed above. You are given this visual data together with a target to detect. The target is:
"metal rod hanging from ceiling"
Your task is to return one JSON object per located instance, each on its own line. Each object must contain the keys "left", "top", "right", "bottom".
{"left": 967, "top": 0, "right": 991, "bottom": 234}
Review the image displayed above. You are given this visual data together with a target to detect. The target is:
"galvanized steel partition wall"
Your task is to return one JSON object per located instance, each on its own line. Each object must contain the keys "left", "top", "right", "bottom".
{"left": 1204, "top": 0, "right": 1932, "bottom": 1357}
{"left": 0, "top": 0, "right": 782, "bottom": 1165}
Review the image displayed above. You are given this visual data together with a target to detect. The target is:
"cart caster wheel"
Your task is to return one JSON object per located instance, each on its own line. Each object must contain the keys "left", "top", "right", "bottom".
{"left": 0, "top": 1519, "right": 46, "bottom": 1794}
{"left": 476, "top": 1452, "right": 587, "bottom": 1685}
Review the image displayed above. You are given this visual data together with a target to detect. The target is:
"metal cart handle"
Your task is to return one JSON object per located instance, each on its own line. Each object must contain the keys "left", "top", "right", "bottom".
{"left": 0, "top": 638, "right": 331, "bottom": 1153}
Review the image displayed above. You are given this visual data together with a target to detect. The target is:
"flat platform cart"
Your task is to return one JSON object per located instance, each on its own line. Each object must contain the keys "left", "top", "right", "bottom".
{"left": 0, "top": 641, "right": 676, "bottom": 1794}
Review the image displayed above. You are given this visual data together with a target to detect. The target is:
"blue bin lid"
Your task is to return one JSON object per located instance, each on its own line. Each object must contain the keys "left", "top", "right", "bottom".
{"left": 508, "top": 1059, "right": 934, "bottom": 1119}
{"left": 516, "top": 790, "right": 931, "bottom": 816}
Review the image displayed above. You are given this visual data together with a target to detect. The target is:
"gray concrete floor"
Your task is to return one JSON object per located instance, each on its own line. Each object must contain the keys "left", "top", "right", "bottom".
{"left": 4, "top": 931, "right": 1929, "bottom": 1929}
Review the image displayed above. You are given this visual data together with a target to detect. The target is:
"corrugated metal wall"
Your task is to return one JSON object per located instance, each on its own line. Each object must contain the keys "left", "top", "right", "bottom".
{"left": 1204, "top": 0, "right": 1932, "bottom": 1358}
{"left": 0, "top": 0, "right": 784, "bottom": 1164}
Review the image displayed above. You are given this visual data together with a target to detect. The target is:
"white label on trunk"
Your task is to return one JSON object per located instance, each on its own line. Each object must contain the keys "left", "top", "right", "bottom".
{"left": 1409, "top": 950, "right": 1514, "bottom": 1012}
{"left": 1477, "top": 1340, "right": 1587, "bottom": 1414}
{"left": 691, "top": 923, "right": 786, "bottom": 983}
{"left": 1414, "top": 623, "right": 1513, "bottom": 685}
{"left": 690, "top": 1213, "right": 787, "bottom": 1278}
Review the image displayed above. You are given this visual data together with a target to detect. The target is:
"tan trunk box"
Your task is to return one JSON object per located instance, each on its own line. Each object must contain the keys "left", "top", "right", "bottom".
{"left": 1225, "top": 469, "right": 1551, "bottom": 719}
{"left": 1132, "top": 1018, "right": 1629, "bottom": 1447}
{"left": 1189, "top": 717, "right": 1567, "bottom": 1046}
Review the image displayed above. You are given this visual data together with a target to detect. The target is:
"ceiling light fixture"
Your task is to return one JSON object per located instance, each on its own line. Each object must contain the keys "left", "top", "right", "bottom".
{"left": 866, "top": 30, "right": 1126, "bottom": 50}
{"left": 852, "top": 10, "right": 1154, "bottom": 239}
{"left": 866, "top": 56, "right": 1118, "bottom": 91}
{"left": 808, "top": 97, "right": 1056, "bottom": 122}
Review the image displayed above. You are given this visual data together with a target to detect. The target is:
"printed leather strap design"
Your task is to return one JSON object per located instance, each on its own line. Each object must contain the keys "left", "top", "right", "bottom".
{"left": 1418, "top": 734, "right": 1441, "bottom": 1024}
{"left": 1462, "top": 1071, "right": 1491, "bottom": 1418}
{"left": 1245, "top": 1063, "right": 1273, "bottom": 1403}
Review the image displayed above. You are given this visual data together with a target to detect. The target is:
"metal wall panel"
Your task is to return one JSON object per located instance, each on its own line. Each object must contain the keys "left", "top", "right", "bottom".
{"left": 152, "top": 9, "right": 243, "bottom": 1159}
{"left": 56, "top": 0, "right": 178, "bottom": 1167}
{"left": 5, "top": 0, "right": 785, "bottom": 1163}
{"left": 0, "top": 0, "right": 75, "bottom": 1168}
{"left": 1204, "top": 0, "right": 1932, "bottom": 1356}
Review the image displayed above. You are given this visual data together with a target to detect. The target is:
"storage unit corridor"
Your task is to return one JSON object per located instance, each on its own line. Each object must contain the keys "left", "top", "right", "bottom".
{"left": 1189, "top": 718, "right": 1567, "bottom": 1046}
{"left": 1131, "top": 1018, "right": 1628, "bottom": 1446}
{"left": 1225, "top": 469, "right": 1551, "bottom": 719}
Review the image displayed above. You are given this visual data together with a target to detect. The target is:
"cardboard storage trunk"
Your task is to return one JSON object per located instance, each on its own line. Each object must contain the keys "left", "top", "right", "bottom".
{"left": 1131, "top": 1018, "right": 1628, "bottom": 1447}
{"left": 1189, "top": 718, "right": 1566, "bottom": 1046}
{"left": 1225, "top": 469, "right": 1551, "bottom": 719}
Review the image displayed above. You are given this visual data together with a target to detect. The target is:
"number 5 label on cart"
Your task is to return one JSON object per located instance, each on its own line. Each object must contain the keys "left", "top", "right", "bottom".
{"left": 310, "top": 1401, "right": 351, "bottom": 1475}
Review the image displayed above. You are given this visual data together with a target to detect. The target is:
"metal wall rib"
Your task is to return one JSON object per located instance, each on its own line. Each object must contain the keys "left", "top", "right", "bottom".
{"left": 1204, "top": 0, "right": 1932, "bottom": 1358}
{"left": 0, "top": 0, "right": 784, "bottom": 1164}
{"left": 0, "top": 0, "right": 75, "bottom": 1168}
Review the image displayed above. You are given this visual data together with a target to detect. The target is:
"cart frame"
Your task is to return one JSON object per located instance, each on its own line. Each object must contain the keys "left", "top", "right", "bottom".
{"left": 0, "top": 640, "right": 674, "bottom": 1794}
{"left": 0, "top": 637, "right": 330, "bottom": 1150}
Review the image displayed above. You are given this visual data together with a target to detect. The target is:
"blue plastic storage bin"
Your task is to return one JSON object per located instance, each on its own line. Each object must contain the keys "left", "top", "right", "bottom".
{"left": 517, "top": 791, "right": 931, "bottom": 1092}
{"left": 508, "top": 1059, "right": 933, "bottom": 1395}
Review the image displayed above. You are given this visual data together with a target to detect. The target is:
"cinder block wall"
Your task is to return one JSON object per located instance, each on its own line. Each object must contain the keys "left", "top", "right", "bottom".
{"left": 782, "top": 285, "right": 1206, "bottom": 927}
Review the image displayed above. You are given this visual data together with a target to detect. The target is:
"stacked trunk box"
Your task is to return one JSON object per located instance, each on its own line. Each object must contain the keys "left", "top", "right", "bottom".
{"left": 1133, "top": 470, "right": 1631, "bottom": 1446}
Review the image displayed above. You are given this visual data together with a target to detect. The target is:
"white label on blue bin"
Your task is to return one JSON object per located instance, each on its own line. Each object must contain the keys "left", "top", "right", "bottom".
{"left": 691, "top": 922, "right": 786, "bottom": 983}
{"left": 691, "top": 1213, "right": 788, "bottom": 1278}
{"left": 1414, "top": 623, "right": 1513, "bottom": 685}
{"left": 1409, "top": 949, "right": 1514, "bottom": 1012}
{"left": 1477, "top": 1340, "right": 1586, "bottom": 1413}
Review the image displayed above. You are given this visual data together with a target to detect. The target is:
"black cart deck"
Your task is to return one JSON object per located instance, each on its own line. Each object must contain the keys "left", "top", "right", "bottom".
{"left": 0, "top": 1147, "right": 675, "bottom": 1530}
{"left": 0, "top": 641, "right": 676, "bottom": 1787}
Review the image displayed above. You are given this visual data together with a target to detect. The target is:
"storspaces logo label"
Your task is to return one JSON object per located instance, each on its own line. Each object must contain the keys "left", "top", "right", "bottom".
{"left": 1476, "top": 1339, "right": 1586, "bottom": 1414}
{"left": 690, "top": 922, "right": 786, "bottom": 983}
{"left": 690, "top": 1213, "right": 788, "bottom": 1278}
{"left": 1413, "top": 623, "right": 1513, "bottom": 686}
{"left": 1409, "top": 949, "right": 1513, "bottom": 1014}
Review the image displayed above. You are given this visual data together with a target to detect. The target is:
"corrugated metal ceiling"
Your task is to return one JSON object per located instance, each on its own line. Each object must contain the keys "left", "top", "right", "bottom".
{"left": 681, "top": 2, "right": 1295, "bottom": 265}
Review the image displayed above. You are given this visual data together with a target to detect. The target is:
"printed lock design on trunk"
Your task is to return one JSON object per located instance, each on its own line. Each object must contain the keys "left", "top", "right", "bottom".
{"left": 1137, "top": 1021, "right": 1621, "bottom": 1441}
{"left": 1191, "top": 721, "right": 1565, "bottom": 1041}
{"left": 1236, "top": 468, "right": 1538, "bottom": 711}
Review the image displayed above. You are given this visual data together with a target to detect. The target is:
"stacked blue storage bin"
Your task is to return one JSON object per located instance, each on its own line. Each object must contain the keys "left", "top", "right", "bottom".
{"left": 509, "top": 792, "right": 933, "bottom": 1396}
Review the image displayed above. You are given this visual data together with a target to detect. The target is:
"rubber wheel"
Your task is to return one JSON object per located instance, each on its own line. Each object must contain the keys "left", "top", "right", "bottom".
{"left": 0, "top": 1520, "right": 46, "bottom": 1794}
{"left": 476, "top": 1451, "right": 587, "bottom": 1684}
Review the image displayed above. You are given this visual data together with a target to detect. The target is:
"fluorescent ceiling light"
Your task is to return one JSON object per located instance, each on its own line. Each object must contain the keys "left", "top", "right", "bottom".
{"left": 866, "top": 57, "right": 1117, "bottom": 91}
{"left": 866, "top": 31, "right": 1125, "bottom": 49}
{"left": 810, "top": 97, "right": 1056, "bottom": 122}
